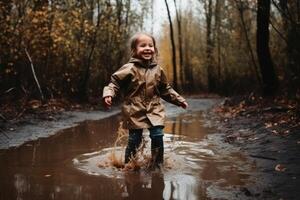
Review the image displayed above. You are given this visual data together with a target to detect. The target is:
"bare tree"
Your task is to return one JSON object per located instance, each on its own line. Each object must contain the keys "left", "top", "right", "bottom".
{"left": 183, "top": 10, "right": 195, "bottom": 91}
{"left": 164, "top": 0, "right": 178, "bottom": 90}
{"left": 78, "top": 1, "right": 102, "bottom": 100}
{"left": 234, "top": 0, "right": 262, "bottom": 86}
{"left": 173, "top": 0, "right": 184, "bottom": 88}
{"left": 274, "top": 0, "right": 300, "bottom": 92}
{"left": 25, "top": 48, "right": 45, "bottom": 101}
{"left": 204, "top": 0, "right": 215, "bottom": 91}
{"left": 256, "top": 0, "right": 278, "bottom": 95}
{"left": 214, "top": 0, "right": 221, "bottom": 89}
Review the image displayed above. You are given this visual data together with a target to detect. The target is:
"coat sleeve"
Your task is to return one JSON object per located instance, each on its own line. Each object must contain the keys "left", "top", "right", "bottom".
{"left": 103, "top": 64, "right": 132, "bottom": 98}
{"left": 158, "top": 67, "right": 186, "bottom": 106}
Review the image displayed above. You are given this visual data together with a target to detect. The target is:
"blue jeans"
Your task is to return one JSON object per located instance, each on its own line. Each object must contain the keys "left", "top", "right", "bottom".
{"left": 125, "top": 126, "right": 164, "bottom": 165}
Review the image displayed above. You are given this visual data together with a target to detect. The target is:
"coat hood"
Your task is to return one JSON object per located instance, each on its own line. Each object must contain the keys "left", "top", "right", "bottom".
{"left": 129, "top": 57, "right": 157, "bottom": 68}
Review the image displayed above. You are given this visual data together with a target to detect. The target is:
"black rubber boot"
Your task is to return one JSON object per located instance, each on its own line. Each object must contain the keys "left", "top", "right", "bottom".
{"left": 125, "top": 132, "right": 142, "bottom": 163}
{"left": 151, "top": 135, "right": 164, "bottom": 167}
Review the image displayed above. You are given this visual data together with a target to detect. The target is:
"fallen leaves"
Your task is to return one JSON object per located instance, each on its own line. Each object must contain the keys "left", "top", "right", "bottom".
{"left": 264, "top": 122, "right": 273, "bottom": 128}
{"left": 215, "top": 95, "right": 300, "bottom": 137}
{"left": 215, "top": 100, "right": 247, "bottom": 119}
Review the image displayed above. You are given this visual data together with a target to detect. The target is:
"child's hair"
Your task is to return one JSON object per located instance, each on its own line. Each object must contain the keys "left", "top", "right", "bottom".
{"left": 129, "top": 32, "right": 158, "bottom": 59}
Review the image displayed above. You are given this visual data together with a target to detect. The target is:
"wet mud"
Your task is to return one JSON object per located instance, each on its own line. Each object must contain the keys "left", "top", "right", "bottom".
{"left": 0, "top": 101, "right": 260, "bottom": 200}
{"left": 217, "top": 112, "right": 300, "bottom": 200}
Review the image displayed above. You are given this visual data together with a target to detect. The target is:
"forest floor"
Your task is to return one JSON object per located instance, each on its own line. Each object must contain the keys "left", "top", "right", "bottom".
{"left": 212, "top": 94, "right": 300, "bottom": 199}
{"left": 0, "top": 95, "right": 300, "bottom": 199}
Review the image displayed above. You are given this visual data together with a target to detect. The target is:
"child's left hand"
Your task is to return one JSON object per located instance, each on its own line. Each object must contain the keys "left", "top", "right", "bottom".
{"left": 181, "top": 101, "right": 188, "bottom": 109}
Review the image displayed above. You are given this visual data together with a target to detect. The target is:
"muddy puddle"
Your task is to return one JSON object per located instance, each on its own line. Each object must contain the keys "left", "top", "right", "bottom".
{"left": 0, "top": 111, "right": 255, "bottom": 200}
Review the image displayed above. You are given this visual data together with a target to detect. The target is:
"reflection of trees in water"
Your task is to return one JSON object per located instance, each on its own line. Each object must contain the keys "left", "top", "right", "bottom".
{"left": 163, "top": 175, "right": 198, "bottom": 199}
{"left": 171, "top": 115, "right": 183, "bottom": 135}
{"left": 123, "top": 173, "right": 164, "bottom": 200}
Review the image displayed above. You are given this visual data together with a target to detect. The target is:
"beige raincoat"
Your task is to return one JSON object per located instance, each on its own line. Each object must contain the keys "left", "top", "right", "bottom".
{"left": 103, "top": 58, "right": 186, "bottom": 129}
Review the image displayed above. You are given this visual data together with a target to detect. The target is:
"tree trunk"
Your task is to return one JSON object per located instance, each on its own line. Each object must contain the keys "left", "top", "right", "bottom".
{"left": 78, "top": 1, "right": 101, "bottom": 101}
{"left": 116, "top": 0, "right": 123, "bottom": 30}
{"left": 214, "top": 0, "right": 221, "bottom": 90}
{"left": 25, "top": 48, "right": 45, "bottom": 101}
{"left": 256, "top": 0, "right": 278, "bottom": 95}
{"left": 164, "top": 0, "right": 178, "bottom": 90}
{"left": 273, "top": 0, "right": 300, "bottom": 94}
{"left": 183, "top": 12, "right": 194, "bottom": 92}
{"left": 205, "top": 0, "right": 215, "bottom": 92}
{"left": 235, "top": 0, "right": 262, "bottom": 86}
{"left": 174, "top": 0, "right": 184, "bottom": 88}
{"left": 286, "top": 1, "right": 300, "bottom": 93}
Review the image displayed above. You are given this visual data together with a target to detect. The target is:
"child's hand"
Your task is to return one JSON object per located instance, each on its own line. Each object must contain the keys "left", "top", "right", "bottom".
{"left": 181, "top": 101, "right": 188, "bottom": 109}
{"left": 103, "top": 96, "right": 112, "bottom": 108}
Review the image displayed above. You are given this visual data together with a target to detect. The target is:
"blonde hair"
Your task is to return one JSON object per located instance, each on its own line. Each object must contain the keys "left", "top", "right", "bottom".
{"left": 129, "top": 32, "right": 158, "bottom": 59}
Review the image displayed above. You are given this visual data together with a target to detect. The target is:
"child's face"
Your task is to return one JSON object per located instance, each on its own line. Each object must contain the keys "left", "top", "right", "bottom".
{"left": 135, "top": 35, "right": 155, "bottom": 61}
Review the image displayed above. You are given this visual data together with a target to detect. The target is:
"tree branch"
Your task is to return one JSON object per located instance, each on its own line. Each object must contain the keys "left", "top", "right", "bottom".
{"left": 269, "top": 19, "right": 288, "bottom": 44}
{"left": 25, "top": 48, "right": 45, "bottom": 101}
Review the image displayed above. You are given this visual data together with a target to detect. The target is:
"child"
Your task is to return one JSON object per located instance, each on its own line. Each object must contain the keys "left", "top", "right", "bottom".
{"left": 103, "top": 33, "right": 188, "bottom": 168}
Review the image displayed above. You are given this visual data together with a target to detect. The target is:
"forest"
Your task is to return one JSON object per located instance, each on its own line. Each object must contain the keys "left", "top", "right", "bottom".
{"left": 1, "top": 1, "right": 300, "bottom": 199}
{"left": 0, "top": 0, "right": 299, "bottom": 110}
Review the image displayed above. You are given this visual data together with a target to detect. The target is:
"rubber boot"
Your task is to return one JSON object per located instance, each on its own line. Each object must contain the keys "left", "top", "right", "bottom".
{"left": 151, "top": 135, "right": 164, "bottom": 167}
{"left": 125, "top": 130, "right": 142, "bottom": 163}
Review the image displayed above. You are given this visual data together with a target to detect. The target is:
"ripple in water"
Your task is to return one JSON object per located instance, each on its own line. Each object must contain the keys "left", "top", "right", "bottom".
{"left": 72, "top": 133, "right": 214, "bottom": 179}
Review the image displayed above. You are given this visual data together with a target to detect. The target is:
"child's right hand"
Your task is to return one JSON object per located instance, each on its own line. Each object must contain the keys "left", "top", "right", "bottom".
{"left": 181, "top": 101, "right": 188, "bottom": 109}
{"left": 103, "top": 96, "right": 112, "bottom": 108}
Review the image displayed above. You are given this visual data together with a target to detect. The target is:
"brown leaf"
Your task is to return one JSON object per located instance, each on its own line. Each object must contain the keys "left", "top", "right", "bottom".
{"left": 275, "top": 164, "right": 286, "bottom": 172}
{"left": 264, "top": 122, "right": 272, "bottom": 128}
{"left": 28, "top": 100, "right": 42, "bottom": 109}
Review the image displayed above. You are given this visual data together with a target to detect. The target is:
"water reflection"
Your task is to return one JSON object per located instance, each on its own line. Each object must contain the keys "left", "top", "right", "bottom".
{"left": 119, "top": 171, "right": 200, "bottom": 200}
{"left": 121, "top": 172, "right": 164, "bottom": 199}
{"left": 122, "top": 173, "right": 200, "bottom": 200}
{"left": 14, "top": 174, "right": 29, "bottom": 199}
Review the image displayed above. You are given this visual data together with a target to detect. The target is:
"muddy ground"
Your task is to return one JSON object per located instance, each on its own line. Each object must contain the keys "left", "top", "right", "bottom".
{"left": 0, "top": 97, "right": 299, "bottom": 199}
{"left": 212, "top": 97, "right": 300, "bottom": 200}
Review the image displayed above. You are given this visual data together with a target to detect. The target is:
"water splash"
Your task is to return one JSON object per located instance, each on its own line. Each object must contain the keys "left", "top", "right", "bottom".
{"left": 107, "top": 122, "right": 128, "bottom": 169}
{"left": 72, "top": 131, "right": 215, "bottom": 179}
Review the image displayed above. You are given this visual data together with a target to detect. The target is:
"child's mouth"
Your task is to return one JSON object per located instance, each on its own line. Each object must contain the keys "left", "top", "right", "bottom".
{"left": 142, "top": 52, "right": 152, "bottom": 56}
